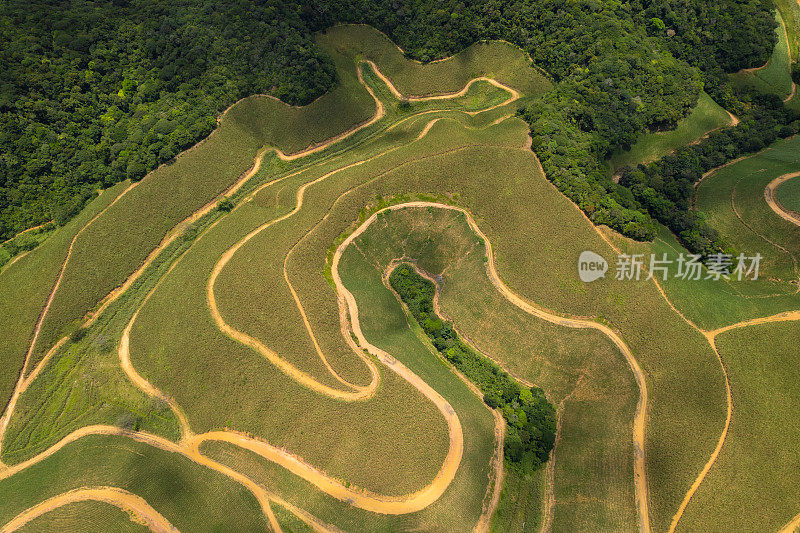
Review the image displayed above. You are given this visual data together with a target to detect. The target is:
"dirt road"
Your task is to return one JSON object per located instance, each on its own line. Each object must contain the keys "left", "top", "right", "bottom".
{"left": 0, "top": 486, "right": 178, "bottom": 533}
{"left": 765, "top": 172, "right": 800, "bottom": 226}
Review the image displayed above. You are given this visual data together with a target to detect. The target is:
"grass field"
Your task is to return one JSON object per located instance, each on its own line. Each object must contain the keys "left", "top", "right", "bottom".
{"left": 696, "top": 134, "right": 800, "bottom": 284}
{"left": 731, "top": 11, "right": 794, "bottom": 99}
{"left": 610, "top": 92, "right": 733, "bottom": 171}
{"left": 0, "top": 434, "right": 267, "bottom": 531}
{"left": 776, "top": 174, "right": 800, "bottom": 213}
{"left": 0, "top": 182, "right": 130, "bottom": 415}
{"left": 16, "top": 500, "right": 149, "bottom": 533}
{"left": 4, "top": 20, "right": 783, "bottom": 533}
{"left": 624, "top": 226, "right": 800, "bottom": 332}
{"left": 353, "top": 206, "right": 637, "bottom": 531}
{"left": 676, "top": 321, "right": 800, "bottom": 532}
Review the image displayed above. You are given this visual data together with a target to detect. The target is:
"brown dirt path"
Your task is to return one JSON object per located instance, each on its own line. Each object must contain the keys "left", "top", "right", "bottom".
{"left": 354, "top": 202, "right": 651, "bottom": 533}
{"left": 765, "top": 172, "right": 800, "bottom": 226}
{"left": 0, "top": 486, "right": 178, "bottom": 533}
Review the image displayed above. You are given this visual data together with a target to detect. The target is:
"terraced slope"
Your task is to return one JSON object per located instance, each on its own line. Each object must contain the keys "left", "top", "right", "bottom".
{"left": 2, "top": 22, "right": 799, "bottom": 533}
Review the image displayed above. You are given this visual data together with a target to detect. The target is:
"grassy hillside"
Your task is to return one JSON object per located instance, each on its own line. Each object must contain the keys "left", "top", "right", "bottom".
{"left": 5, "top": 17, "right": 797, "bottom": 533}
{"left": 696, "top": 135, "right": 800, "bottom": 284}
{"left": 731, "top": 11, "right": 794, "bottom": 99}
{"left": 776, "top": 174, "right": 800, "bottom": 213}
{"left": 677, "top": 321, "right": 800, "bottom": 532}
{"left": 610, "top": 92, "right": 733, "bottom": 171}
{"left": 0, "top": 182, "right": 129, "bottom": 413}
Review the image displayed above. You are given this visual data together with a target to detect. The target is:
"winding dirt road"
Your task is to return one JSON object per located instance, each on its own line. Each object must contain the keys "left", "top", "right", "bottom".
{"left": 765, "top": 172, "right": 800, "bottom": 226}
{"left": 0, "top": 63, "right": 528, "bottom": 532}
{"left": 0, "top": 486, "right": 178, "bottom": 533}
{"left": 350, "top": 202, "right": 652, "bottom": 533}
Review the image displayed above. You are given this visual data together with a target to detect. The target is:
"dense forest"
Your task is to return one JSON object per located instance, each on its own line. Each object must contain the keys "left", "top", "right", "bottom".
{"left": 1, "top": 0, "right": 792, "bottom": 254}
{"left": 0, "top": 0, "right": 335, "bottom": 238}
{"left": 389, "top": 264, "right": 557, "bottom": 468}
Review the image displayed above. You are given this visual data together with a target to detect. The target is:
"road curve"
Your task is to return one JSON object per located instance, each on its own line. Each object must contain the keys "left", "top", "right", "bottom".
{"left": 347, "top": 202, "right": 651, "bottom": 533}
{"left": 0, "top": 486, "right": 178, "bottom": 533}
{"left": 765, "top": 172, "right": 800, "bottom": 227}
{"left": 1, "top": 64, "right": 531, "bottom": 529}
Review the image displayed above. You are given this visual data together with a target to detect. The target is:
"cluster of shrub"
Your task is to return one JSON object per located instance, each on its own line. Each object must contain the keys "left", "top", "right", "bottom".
{"left": 389, "top": 264, "right": 557, "bottom": 468}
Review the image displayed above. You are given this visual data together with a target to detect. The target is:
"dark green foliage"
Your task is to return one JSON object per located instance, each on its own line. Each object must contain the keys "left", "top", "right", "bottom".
{"left": 216, "top": 198, "right": 234, "bottom": 213}
{"left": 389, "top": 264, "right": 557, "bottom": 469}
{"left": 633, "top": 0, "right": 778, "bottom": 74}
{"left": 69, "top": 327, "right": 87, "bottom": 344}
{"left": 1, "top": 0, "right": 782, "bottom": 249}
{"left": 620, "top": 92, "right": 800, "bottom": 255}
{"left": 0, "top": 0, "right": 336, "bottom": 239}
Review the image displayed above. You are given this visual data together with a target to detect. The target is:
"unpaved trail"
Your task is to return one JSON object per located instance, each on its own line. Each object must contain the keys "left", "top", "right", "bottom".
{"left": 351, "top": 201, "right": 651, "bottom": 533}
{"left": 779, "top": 511, "right": 800, "bottom": 533}
{"left": 765, "top": 172, "right": 800, "bottom": 226}
{"left": 2, "top": 61, "right": 540, "bottom": 531}
{"left": 0, "top": 486, "right": 178, "bottom": 533}
{"left": 366, "top": 61, "right": 520, "bottom": 114}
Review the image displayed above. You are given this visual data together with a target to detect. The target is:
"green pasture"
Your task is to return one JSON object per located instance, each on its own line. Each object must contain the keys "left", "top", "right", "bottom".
{"left": 696, "top": 134, "right": 800, "bottom": 284}
{"left": 731, "top": 11, "right": 794, "bottom": 99}
{"left": 610, "top": 92, "right": 732, "bottom": 171}
{"left": 0, "top": 434, "right": 266, "bottom": 531}
{"left": 677, "top": 321, "right": 800, "bottom": 532}
{"left": 0, "top": 183, "right": 129, "bottom": 414}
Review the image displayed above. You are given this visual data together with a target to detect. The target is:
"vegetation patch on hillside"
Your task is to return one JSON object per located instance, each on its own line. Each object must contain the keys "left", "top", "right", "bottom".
{"left": 390, "top": 263, "right": 557, "bottom": 468}
{"left": 610, "top": 92, "right": 733, "bottom": 171}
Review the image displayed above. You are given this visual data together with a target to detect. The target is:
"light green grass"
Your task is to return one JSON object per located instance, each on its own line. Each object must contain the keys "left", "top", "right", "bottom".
{"left": 610, "top": 92, "right": 732, "bottom": 170}
{"left": 776, "top": 0, "right": 800, "bottom": 64}
{"left": 0, "top": 434, "right": 266, "bottom": 531}
{"left": 677, "top": 321, "right": 800, "bottom": 532}
{"left": 16, "top": 500, "right": 148, "bottom": 533}
{"left": 696, "top": 134, "right": 800, "bottom": 284}
{"left": 731, "top": 11, "right": 794, "bottom": 99}
{"left": 776, "top": 174, "right": 800, "bottom": 213}
{"left": 0, "top": 183, "right": 129, "bottom": 414}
